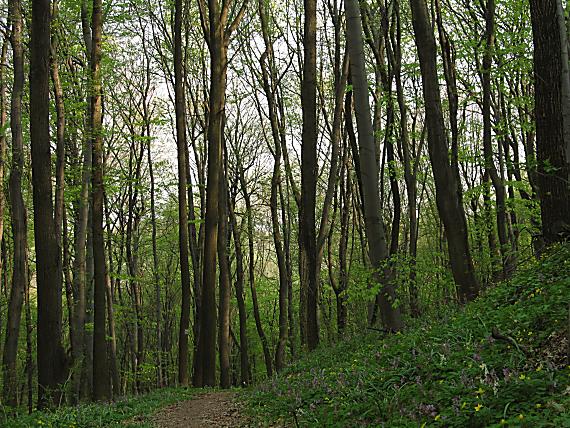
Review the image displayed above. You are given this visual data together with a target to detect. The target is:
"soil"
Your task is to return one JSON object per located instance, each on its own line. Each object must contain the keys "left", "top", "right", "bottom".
{"left": 152, "top": 391, "right": 249, "bottom": 428}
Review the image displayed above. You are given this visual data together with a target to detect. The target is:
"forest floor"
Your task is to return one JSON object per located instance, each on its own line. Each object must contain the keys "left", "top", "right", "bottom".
{"left": 244, "top": 243, "right": 570, "bottom": 426}
{"left": 151, "top": 391, "right": 247, "bottom": 428}
{"left": 4, "top": 244, "right": 570, "bottom": 427}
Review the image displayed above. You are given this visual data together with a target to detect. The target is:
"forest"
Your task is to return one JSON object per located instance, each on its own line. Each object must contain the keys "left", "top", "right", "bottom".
{"left": 0, "top": 0, "right": 569, "bottom": 425}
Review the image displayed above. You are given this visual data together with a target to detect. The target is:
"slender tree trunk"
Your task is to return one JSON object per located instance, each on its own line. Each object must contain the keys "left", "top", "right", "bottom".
{"left": 24, "top": 270, "right": 33, "bottom": 413}
{"left": 392, "top": 2, "right": 421, "bottom": 315}
{"left": 103, "top": 194, "right": 120, "bottom": 397}
{"left": 90, "top": 0, "right": 110, "bottom": 401}
{"left": 147, "top": 130, "right": 163, "bottom": 388}
{"left": 0, "top": 26, "right": 8, "bottom": 314}
{"left": 218, "top": 156, "right": 231, "bottom": 389}
{"left": 71, "top": 2, "right": 93, "bottom": 401}
{"left": 300, "top": 0, "right": 319, "bottom": 351}
{"left": 482, "top": 0, "right": 510, "bottom": 277}
{"left": 239, "top": 171, "right": 273, "bottom": 377}
{"left": 3, "top": 0, "right": 27, "bottom": 405}
{"left": 257, "top": 3, "right": 291, "bottom": 369}
{"left": 82, "top": 213, "right": 94, "bottom": 399}
{"left": 51, "top": 2, "right": 66, "bottom": 310}
{"left": 336, "top": 140, "right": 351, "bottom": 335}
{"left": 228, "top": 193, "right": 250, "bottom": 386}
{"left": 173, "top": 0, "right": 192, "bottom": 387}
{"left": 345, "top": 0, "right": 403, "bottom": 330}
{"left": 409, "top": 0, "right": 480, "bottom": 302}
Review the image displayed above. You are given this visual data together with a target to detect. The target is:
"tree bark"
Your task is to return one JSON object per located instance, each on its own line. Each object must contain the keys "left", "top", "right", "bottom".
{"left": 345, "top": 0, "right": 403, "bottom": 330}
{"left": 300, "top": 0, "right": 319, "bottom": 351}
{"left": 173, "top": 0, "right": 192, "bottom": 387}
{"left": 228, "top": 191, "right": 250, "bottom": 385}
{"left": 409, "top": 0, "right": 479, "bottom": 302}
{"left": 481, "top": 0, "right": 510, "bottom": 277}
{"left": 31, "top": 0, "right": 68, "bottom": 407}
{"left": 217, "top": 155, "right": 231, "bottom": 389}
{"left": 3, "top": 0, "right": 28, "bottom": 405}
{"left": 529, "top": 0, "right": 570, "bottom": 243}
{"left": 90, "top": 0, "right": 110, "bottom": 401}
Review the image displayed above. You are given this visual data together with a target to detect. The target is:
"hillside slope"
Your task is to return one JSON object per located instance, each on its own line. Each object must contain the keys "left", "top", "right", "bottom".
{"left": 244, "top": 244, "right": 570, "bottom": 427}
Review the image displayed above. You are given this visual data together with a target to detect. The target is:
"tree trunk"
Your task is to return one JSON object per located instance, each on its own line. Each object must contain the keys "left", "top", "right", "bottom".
{"left": 239, "top": 169, "right": 273, "bottom": 377}
{"left": 345, "top": 0, "right": 403, "bottom": 330}
{"left": 218, "top": 156, "right": 231, "bottom": 389}
{"left": 147, "top": 126, "right": 163, "bottom": 388}
{"left": 0, "top": 23, "right": 8, "bottom": 324}
{"left": 90, "top": 0, "right": 110, "bottom": 401}
{"left": 409, "top": 0, "right": 480, "bottom": 302}
{"left": 3, "top": 0, "right": 27, "bottom": 405}
{"left": 228, "top": 192, "right": 250, "bottom": 386}
{"left": 481, "top": 0, "right": 510, "bottom": 277}
{"left": 529, "top": 0, "right": 570, "bottom": 243}
{"left": 300, "top": 0, "right": 319, "bottom": 351}
{"left": 71, "top": 1, "right": 93, "bottom": 401}
{"left": 197, "top": 0, "right": 246, "bottom": 386}
{"left": 31, "top": 0, "right": 68, "bottom": 407}
{"left": 173, "top": 0, "right": 192, "bottom": 387}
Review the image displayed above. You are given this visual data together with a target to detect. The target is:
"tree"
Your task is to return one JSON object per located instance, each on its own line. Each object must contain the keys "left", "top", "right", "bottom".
{"left": 3, "top": 0, "right": 28, "bottom": 406}
{"left": 529, "top": 0, "right": 570, "bottom": 244}
{"left": 31, "top": 0, "right": 68, "bottom": 407}
{"left": 409, "top": 0, "right": 479, "bottom": 302}
{"left": 195, "top": 0, "right": 247, "bottom": 387}
{"left": 300, "top": 0, "right": 319, "bottom": 351}
{"left": 345, "top": 0, "right": 403, "bottom": 330}
{"left": 91, "top": 0, "right": 111, "bottom": 401}
{"left": 172, "top": 0, "right": 192, "bottom": 388}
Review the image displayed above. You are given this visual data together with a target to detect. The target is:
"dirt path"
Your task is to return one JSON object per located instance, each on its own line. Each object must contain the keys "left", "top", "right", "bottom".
{"left": 152, "top": 391, "right": 248, "bottom": 428}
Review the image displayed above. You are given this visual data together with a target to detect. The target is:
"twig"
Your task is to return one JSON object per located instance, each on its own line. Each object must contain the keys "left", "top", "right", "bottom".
{"left": 567, "top": 303, "right": 570, "bottom": 366}
{"left": 292, "top": 409, "right": 300, "bottom": 428}
{"left": 491, "top": 327, "right": 529, "bottom": 356}
{"left": 366, "top": 327, "right": 390, "bottom": 333}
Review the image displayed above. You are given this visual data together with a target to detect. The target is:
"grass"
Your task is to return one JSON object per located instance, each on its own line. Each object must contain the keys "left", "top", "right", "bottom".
{"left": 4, "top": 245, "right": 570, "bottom": 427}
{"left": 243, "top": 244, "right": 570, "bottom": 427}
{"left": 1, "top": 387, "right": 195, "bottom": 428}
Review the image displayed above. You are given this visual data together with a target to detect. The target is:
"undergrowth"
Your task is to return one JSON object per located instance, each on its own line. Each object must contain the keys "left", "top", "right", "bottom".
{"left": 1, "top": 387, "right": 195, "bottom": 427}
{"left": 244, "top": 244, "right": 570, "bottom": 427}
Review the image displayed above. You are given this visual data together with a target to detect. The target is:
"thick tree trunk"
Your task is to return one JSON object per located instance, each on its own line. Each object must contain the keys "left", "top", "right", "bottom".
{"left": 530, "top": 0, "right": 570, "bottom": 243}
{"left": 31, "top": 0, "right": 68, "bottom": 407}
{"left": 409, "top": 0, "right": 479, "bottom": 302}
{"left": 196, "top": 0, "right": 227, "bottom": 387}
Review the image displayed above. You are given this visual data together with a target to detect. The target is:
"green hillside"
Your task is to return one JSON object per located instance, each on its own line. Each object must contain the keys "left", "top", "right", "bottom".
{"left": 244, "top": 244, "right": 570, "bottom": 427}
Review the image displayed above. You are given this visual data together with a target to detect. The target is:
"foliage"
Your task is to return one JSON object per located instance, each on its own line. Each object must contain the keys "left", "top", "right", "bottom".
{"left": 243, "top": 244, "right": 570, "bottom": 427}
{"left": 0, "top": 388, "right": 195, "bottom": 428}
